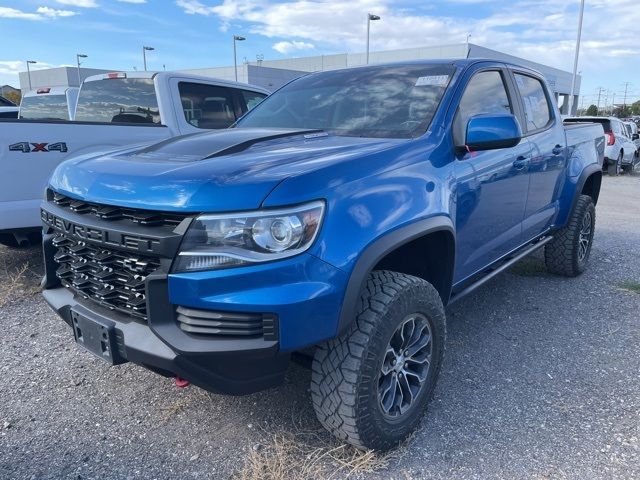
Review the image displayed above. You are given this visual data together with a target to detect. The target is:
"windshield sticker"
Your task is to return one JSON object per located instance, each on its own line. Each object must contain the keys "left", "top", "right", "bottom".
{"left": 415, "top": 75, "right": 449, "bottom": 87}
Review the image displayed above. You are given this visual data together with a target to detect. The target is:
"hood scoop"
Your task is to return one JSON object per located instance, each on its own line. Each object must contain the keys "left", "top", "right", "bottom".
{"left": 132, "top": 128, "right": 325, "bottom": 163}
{"left": 204, "top": 129, "right": 325, "bottom": 159}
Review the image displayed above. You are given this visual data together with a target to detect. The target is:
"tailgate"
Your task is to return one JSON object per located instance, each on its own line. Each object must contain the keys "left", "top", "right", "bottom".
{"left": 0, "top": 120, "right": 169, "bottom": 230}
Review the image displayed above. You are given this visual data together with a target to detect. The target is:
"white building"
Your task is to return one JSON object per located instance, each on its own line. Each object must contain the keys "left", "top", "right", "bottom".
{"left": 19, "top": 66, "right": 112, "bottom": 92}
{"left": 19, "top": 43, "right": 580, "bottom": 113}
{"left": 181, "top": 43, "right": 580, "bottom": 114}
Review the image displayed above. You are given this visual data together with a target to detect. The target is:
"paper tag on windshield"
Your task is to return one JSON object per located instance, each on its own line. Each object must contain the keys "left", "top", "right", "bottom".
{"left": 415, "top": 75, "right": 449, "bottom": 87}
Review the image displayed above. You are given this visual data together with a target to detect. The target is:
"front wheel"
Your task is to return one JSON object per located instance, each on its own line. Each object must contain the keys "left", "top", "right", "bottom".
{"left": 544, "top": 194, "right": 595, "bottom": 277}
{"left": 311, "top": 271, "right": 446, "bottom": 451}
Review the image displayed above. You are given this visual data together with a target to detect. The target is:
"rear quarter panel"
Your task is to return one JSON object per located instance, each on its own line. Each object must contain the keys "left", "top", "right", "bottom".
{"left": 554, "top": 123, "right": 604, "bottom": 228}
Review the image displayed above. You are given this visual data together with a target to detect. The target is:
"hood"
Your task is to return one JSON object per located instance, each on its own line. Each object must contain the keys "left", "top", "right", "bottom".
{"left": 49, "top": 128, "right": 407, "bottom": 212}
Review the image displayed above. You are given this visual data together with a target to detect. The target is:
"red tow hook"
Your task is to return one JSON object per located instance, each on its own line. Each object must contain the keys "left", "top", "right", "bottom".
{"left": 175, "top": 376, "right": 190, "bottom": 388}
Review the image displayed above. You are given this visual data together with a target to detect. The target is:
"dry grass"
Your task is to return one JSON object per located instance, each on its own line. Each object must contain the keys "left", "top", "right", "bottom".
{"left": 618, "top": 280, "right": 640, "bottom": 295}
{"left": 235, "top": 430, "right": 402, "bottom": 480}
{"left": 0, "top": 261, "right": 39, "bottom": 308}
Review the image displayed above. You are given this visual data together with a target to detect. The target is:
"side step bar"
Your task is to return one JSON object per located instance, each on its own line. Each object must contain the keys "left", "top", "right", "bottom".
{"left": 448, "top": 236, "right": 553, "bottom": 306}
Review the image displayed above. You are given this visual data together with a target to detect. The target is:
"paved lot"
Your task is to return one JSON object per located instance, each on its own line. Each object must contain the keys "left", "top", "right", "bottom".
{"left": 1, "top": 174, "right": 638, "bottom": 479}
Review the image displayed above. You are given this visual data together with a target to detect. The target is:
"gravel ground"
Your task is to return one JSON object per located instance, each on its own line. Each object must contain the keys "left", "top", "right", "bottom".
{"left": 1, "top": 174, "right": 638, "bottom": 479}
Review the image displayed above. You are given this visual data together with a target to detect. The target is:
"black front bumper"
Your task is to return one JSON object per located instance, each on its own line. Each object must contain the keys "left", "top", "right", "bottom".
{"left": 43, "top": 286, "right": 290, "bottom": 395}
{"left": 40, "top": 197, "right": 290, "bottom": 396}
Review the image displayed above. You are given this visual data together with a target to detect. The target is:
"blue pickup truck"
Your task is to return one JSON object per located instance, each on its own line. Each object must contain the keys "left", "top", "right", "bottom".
{"left": 40, "top": 59, "right": 605, "bottom": 450}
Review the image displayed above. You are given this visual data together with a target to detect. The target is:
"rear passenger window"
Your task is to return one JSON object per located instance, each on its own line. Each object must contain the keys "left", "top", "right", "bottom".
{"left": 178, "top": 82, "right": 238, "bottom": 129}
{"left": 514, "top": 74, "right": 552, "bottom": 132}
{"left": 454, "top": 71, "right": 512, "bottom": 145}
{"left": 240, "top": 90, "right": 267, "bottom": 113}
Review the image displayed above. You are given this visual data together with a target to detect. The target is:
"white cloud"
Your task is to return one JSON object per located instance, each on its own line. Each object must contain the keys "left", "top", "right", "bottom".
{"left": 37, "top": 6, "right": 77, "bottom": 18}
{"left": 273, "top": 41, "right": 315, "bottom": 54}
{"left": 55, "top": 0, "right": 98, "bottom": 7}
{"left": 0, "top": 6, "right": 77, "bottom": 21}
{"left": 0, "top": 7, "right": 42, "bottom": 20}
{"left": 175, "top": 0, "right": 216, "bottom": 15}
{"left": 176, "top": 0, "right": 637, "bottom": 93}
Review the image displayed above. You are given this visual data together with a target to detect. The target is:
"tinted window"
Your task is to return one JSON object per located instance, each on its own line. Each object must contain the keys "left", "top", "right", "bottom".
{"left": 75, "top": 78, "right": 160, "bottom": 124}
{"left": 454, "top": 70, "right": 512, "bottom": 144}
{"left": 514, "top": 73, "right": 552, "bottom": 131}
{"left": 179, "top": 82, "right": 238, "bottom": 129}
{"left": 238, "top": 65, "right": 455, "bottom": 139}
{"left": 240, "top": 90, "right": 266, "bottom": 113}
{"left": 564, "top": 117, "right": 611, "bottom": 133}
{"left": 19, "top": 95, "right": 69, "bottom": 120}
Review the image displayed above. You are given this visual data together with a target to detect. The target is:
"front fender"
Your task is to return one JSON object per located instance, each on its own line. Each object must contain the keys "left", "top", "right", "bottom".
{"left": 335, "top": 216, "right": 455, "bottom": 335}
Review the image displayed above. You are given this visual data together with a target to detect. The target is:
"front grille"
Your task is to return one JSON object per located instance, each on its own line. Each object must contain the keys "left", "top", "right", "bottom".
{"left": 52, "top": 233, "right": 160, "bottom": 319}
{"left": 49, "top": 190, "right": 185, "bottom": 228}
{"left": 176, "top": 306, "right": 278, "bottom": 339}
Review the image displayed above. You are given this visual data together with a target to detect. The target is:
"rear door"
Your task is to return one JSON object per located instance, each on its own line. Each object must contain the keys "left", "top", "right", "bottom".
{"left": 453, "top": 67, "right": 532, "bottom": 282}
{"left": 509, "top": 70, "right": 567, "bottom": 241}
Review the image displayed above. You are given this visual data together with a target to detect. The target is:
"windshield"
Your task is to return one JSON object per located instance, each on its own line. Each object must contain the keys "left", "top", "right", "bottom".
{"left": 74, "top": 78, "right": 160, "bottom": 124}
{"left": 19, "top": 95, "right": 69, "bottom": 120}
{"left": 237, "top": 64, "right": 455, "bottom": 138}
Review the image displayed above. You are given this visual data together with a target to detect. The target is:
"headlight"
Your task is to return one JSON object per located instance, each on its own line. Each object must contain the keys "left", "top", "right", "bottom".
{"left": 173, "top": 201, "right": 325, "bottom": 273}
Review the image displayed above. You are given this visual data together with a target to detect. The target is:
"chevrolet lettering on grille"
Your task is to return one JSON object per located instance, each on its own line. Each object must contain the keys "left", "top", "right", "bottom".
{"left": 41, "top": 209, "right": 161, "bottom": 254}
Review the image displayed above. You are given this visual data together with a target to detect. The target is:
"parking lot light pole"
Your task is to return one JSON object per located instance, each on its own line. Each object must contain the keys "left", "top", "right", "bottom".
{"left": 26, "top": 60, "right": 37, "bottom": 91}
{"left": 76, "top": 54, "right": 87, "bottom": 86}
{"left": 366, "top": 13, "right": 381, "bottom": 65}
{"left": 233, "top": 35, "right": 246, "bottom": 82}
{"left": 568, "top": 0, "right": 585, "bottom": 116}
{"left": 142, "top": 46, "right": 154, "bottom": 71}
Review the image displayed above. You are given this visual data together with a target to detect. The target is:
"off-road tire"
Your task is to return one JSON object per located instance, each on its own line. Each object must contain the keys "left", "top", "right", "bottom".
{"left": 544, "top": 194, "right": 595, "bottom": 277}
{"left": 607, "top": 152, "right": 622, "bottom": 176}
{"left": 310, "top": 271, "right": 446, "bottom": 451}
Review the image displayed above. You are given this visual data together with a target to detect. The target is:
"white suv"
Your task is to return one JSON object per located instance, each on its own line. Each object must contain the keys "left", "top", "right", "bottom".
{"left": 623, "top": 121, "right": 640, "bottom": 159}
{"left": 565, "top": 116, "right": 637, "bottom": 175}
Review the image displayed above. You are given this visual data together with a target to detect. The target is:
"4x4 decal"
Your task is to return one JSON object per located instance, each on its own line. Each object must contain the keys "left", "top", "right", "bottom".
{"left": 9, "top": 142, "right": 68, "bottom": 153}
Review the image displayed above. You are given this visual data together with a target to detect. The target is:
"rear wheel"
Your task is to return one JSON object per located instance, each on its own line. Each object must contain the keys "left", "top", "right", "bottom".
{"left": 607, "top": 152, "right": 622, "bottom": 176}
{"left": 311, "top": 271, "right": 446, "bottom": 450}
{"left": 544, "top": 194, "right": 595, "bottom": 277}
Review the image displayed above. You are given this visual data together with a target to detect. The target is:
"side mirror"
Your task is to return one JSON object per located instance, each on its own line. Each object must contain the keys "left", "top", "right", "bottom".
{"left": 464, "top": 113, "right": 522, "bottom": 151}
{"left": 633, "top": 133, "right": 639, "bottom": 141}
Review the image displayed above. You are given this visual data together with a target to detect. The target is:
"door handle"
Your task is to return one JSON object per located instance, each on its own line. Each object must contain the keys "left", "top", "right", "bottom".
{"left": 552, "top": 145, "right": 563, "bottom": 156}
{"left": 513, "top": 156, "right": 529, "bottom": 170}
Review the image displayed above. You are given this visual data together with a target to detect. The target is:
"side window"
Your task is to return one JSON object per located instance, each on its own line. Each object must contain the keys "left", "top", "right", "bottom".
{"left": 454, "top": 71, "right": 512, "bottom": 145}
{"left": 178, "top": 82, "right": 237, "bottom": 129}
{"left": 513, "top": 73, "right": 552, "bottom": 132}
{"left": 240, "top": 90, "right": 267, "bottom": 114}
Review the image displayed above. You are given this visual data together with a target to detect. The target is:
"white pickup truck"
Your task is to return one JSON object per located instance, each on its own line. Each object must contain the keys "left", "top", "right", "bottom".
{"left": 0, "top": 71, "right": 269, "bottom": 247}
{"left": 19, "top": 86, "right": 80, "bottom": 121}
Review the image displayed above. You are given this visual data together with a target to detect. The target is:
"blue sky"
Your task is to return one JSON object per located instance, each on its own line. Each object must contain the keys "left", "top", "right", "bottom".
{"left": 1, "top": 0, "right": 638, "bottom": 106}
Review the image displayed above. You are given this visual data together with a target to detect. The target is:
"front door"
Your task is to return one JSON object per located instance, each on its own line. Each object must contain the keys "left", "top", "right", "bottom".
{"left": 453, "top": 69, "right": 531, "bottom": 283}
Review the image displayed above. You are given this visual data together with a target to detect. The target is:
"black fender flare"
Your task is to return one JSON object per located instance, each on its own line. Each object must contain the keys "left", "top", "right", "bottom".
{"left": 336, "top": 216, "right": 455, "bottom": 335}
{"left": 572, "top": 163, "right": 602, "bottom": 209}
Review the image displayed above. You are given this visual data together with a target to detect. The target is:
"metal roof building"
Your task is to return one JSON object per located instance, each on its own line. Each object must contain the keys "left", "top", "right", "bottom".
{"left": 180, "top": 43, "right": 580, "bottom": 114}
{"left": 18, "top": 66, "right": 111, "bottom": 92}
{"left": 18, "top": 43, "right": 580, "bottom": 113}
